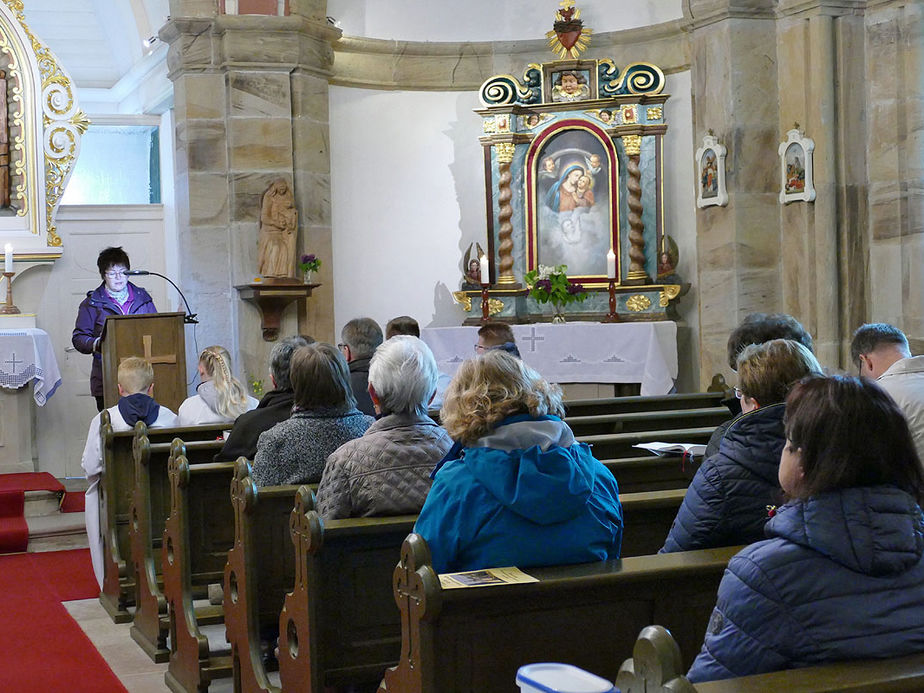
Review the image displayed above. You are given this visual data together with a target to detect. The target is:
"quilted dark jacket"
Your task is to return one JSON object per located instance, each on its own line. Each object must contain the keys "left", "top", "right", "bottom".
{"left": 688, "top": 486, "right": 924, "bottom": 682}
{"left": 315, "top": 413, "right": 452, "bottom": 520}
{"left": 660, "top": 403, "right": 786, "bottom": 553}
{"left": 214, "top": 388, "right": 295, "bottom": 462}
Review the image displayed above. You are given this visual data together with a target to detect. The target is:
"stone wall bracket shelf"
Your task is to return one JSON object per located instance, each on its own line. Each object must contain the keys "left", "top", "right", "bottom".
{"left": 235, "top": 282, "right": 318, "bottom": 342}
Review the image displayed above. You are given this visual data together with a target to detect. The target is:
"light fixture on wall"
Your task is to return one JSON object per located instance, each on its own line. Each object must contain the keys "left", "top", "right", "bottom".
{"left": 142, "top": 35, "right": 158, "bottom": 49}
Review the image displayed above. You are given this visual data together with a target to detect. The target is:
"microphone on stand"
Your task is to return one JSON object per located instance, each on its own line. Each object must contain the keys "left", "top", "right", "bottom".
{"left": 125, "top": 269, "right": 199, "bottom": 324}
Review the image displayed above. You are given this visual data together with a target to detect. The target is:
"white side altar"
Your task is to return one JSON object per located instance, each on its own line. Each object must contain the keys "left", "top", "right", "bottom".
{"left": 0, "top": 327, "right": 62, "bottom": 473}
{"left": 420, "top": 322, "right": 678, "bottom": 396}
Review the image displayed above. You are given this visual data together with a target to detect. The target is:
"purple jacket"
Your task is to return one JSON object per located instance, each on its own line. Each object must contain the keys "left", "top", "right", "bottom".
{"left": 72, "top": 282, "right": 156, "bottom": 396}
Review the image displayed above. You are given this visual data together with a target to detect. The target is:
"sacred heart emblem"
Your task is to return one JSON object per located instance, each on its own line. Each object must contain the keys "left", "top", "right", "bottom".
{"left": 546, "top": 2, "right": 592, "bottom": 59}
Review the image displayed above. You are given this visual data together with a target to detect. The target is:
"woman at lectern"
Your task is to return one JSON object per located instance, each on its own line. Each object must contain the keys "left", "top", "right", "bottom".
{"left": 72, "top": 246, "right": 156, "bottom": 411}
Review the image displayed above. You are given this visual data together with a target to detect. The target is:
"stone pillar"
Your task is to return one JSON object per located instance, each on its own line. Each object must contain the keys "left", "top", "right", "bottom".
{"left": 866, "top": 2, "right": 924, "bottom": 342}
{"left": 688, "top": 1, "right": 782, "bottom": 384}
{"left": 162, "top": 0, "right": 339, "bottom": 390}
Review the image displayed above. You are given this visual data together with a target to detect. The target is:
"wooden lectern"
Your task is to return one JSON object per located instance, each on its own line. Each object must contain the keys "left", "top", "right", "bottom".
{"left": 100, "top": 313, "right": 188, "bottom": 413}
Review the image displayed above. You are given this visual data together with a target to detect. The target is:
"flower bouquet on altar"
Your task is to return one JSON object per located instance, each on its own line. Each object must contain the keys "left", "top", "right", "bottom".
{"left": 298, "top": 253, "right": 321, "bottom": 283}
{"left": 524, "top": 264, "right": 588, "bottom": 323}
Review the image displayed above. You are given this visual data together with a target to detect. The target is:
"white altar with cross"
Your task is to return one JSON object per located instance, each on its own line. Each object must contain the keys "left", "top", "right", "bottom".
{"left": 420, "top": 321, "right": 678, "bottom": 396}
{"left": 0, "top": 327, "right": 62, "bottom": 473}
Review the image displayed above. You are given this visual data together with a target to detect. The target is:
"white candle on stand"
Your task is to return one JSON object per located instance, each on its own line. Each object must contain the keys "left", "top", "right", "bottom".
{"left": 479, "top": 254, "right": 489, "bottom": 284}
{"left": 606, "top": 248, "right": 616, "bottom": 279}
{"left": 4, "top": 243, "right": 11, "bottom": 273}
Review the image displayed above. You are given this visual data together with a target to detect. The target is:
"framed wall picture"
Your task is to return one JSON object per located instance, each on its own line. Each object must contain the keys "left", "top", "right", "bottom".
{"left": 779, "top": 128, "right": 816, "bottom": 204}
{"left": 695, "top": 133, "right": 728, "bottom": 208}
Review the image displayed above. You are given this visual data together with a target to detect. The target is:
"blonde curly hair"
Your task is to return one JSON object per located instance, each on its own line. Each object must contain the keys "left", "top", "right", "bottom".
{"left": 440, "top": 350, "right": 564, "bottom": 445}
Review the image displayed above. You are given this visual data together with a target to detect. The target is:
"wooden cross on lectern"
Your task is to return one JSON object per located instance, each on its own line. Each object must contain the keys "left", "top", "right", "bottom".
{"left": 120, "top": 334, "right": 177, "bottom": 366}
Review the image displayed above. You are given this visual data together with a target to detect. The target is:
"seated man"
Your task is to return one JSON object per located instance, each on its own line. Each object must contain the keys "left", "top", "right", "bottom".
{"left": 385, "top": 315, "right": 420, "bottom": 339}
{"left": 851, "top": 322, "right": 924, "bottom": 462}
{"left": 215, "top": 335, "right": 308, "bottom": 461}
{"left": 476, "top": 321, "right": 521, "bottom": 358}
{"left": 80, "top": 356, "right": 177, "bottom": 588}
{"left": 339, "top": 317, "right": 383, "bottom": 416}
{"left": 316, "top": 336, "right": 452, "bottom": 519}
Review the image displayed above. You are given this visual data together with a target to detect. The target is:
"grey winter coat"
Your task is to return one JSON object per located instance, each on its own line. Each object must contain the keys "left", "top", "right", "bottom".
{"left": 251, "top": 405, "right": 373, "bottom": 486}
{"left": 315, "top": 413, "right": 452, "bottom": 520}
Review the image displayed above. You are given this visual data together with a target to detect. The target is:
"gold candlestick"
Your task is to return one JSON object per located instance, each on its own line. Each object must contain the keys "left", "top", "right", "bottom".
{"left": 1, "top": 271, "right": 21, "bottom": 314}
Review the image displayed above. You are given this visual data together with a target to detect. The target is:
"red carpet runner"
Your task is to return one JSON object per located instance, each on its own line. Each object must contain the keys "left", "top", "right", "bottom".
{"left": 0, "top": 549, "right": 126, "bottom": 691}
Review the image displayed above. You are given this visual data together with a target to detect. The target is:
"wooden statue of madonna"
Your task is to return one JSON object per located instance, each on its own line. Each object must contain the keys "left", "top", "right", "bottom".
{"left": 258, "top": 178, "right": 298, "bottom": 281}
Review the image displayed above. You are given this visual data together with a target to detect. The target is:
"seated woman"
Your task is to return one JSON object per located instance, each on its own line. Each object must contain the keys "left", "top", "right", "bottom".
{"left": 413, "top": 350, "right": 623, "bottom": 574}
{"left": 177, "top": 346, "right": 258, "bottom": 426}
{"left": 316, "top": 336, "right": 452, "bottom": 519}
{"left": 251, "top": 343, "right": 373, "bottom": 486}
{"left": 660, "top": 339, "right": 822, "bottom": 553}
{"left": 688, "top": 375, "right": 924, "bottom": 682}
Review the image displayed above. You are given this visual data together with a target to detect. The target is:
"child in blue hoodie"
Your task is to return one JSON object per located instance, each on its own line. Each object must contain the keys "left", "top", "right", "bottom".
{"left": 415, "top": 350, "right": 622, "bottom": 574}
{"left": 80, "top": 356, "right": 177, "bottom": 588}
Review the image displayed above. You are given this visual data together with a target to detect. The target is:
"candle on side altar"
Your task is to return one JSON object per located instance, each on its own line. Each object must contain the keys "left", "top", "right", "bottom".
{"left": 606, "top": 248, "right": 616, "bottom": 279}
{"left": 479, "top": 254, "right": 489, "bottom": 284}
{"left": 4, "top": 243, "right": 11, "bottom": 273}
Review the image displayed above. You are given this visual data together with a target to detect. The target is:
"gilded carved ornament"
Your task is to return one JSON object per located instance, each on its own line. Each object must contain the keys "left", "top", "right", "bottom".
{"left": 452, "top": 291, "right": 473, "bottom": 312}
{"left": 622, "top": 134, "right": 642, "bottom": 156}
{"left": 646, "top": 106, "right": 663, "bottom": 120}
{"left": 487, "top": 298, "right": 504, "bottom": 316}
{"left": 2, "top": 0, "right": 87, "bottom": 247}
{"left": 626, "top": 294, "right": 651, "bottom": 312}
{"left": 494, "top": 143, "right": 516, "bottom": 164}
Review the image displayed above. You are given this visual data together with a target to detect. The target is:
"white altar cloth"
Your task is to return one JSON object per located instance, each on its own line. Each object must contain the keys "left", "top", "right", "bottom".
{"left": 0, "top": 328, "right": 62, "bottom": 405}
{"left": 420, "top": 322, "right": 677, "bottom": 396}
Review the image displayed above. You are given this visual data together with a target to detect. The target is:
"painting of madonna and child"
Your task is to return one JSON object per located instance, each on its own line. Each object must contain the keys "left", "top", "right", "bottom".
{"left": 535, "top": 128, "right": 614, "bottom": 277}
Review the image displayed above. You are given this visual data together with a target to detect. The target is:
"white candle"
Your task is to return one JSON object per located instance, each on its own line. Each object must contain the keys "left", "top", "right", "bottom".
{"left": 4, "top": 243, "right": 11, "bottom": 273}
{"left": 480, "top": 254, "right": 490, "bottom": 284}
{"left": 606, "top": 248, "right": 616, "bottom": 279}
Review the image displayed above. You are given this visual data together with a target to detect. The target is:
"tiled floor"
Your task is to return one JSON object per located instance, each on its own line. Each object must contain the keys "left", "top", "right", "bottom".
{"left": 63, "top": 598, "right": 239, "bottom": 693}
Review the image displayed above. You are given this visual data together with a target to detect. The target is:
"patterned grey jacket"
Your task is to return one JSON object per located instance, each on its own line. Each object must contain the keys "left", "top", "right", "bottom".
{"left": 315, "top": 412, "right": 453, "bottom": 520}
{"left": 251, "top": 406, "right": 374, "bottom": 486}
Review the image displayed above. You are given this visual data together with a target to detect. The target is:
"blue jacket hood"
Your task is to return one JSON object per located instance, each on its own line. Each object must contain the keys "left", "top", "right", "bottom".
{"left": 117, "top": 392, "right": 161, "bottom": 427}
{"left": 461, "top": 416, "right": 599, "bottom": 525}
{"left": 768, "top": 485, "right": 924, "bottom": 576}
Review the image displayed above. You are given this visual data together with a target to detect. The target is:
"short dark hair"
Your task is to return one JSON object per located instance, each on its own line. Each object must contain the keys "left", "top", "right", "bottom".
{"left": 726, "top": 313, "right": 813, "bottom": 370}
{"left": 385, "top": 316, "right": 420, "bottom": 339}
{"left": 850, "top": 323, "right": 910, "bottom": 369}
{"left": 341, "top": 318, "right": 383, "bottom": 359}
{"left": 269, "top": 336, "right": 308, "bottom": 390}
{"left": 97, "top": 247, "right": 131, "bottom": 277}
{"left": 785, "top": 375, "right": 924, "bottom": 504}
{"left": 478, "top": 322, "right": 515, "bottom": 348}
{"left": 290, "top": 343, "right": 356, "bottom": 411}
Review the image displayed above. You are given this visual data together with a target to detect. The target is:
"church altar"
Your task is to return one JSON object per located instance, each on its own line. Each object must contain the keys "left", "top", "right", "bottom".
{"left": 0, "top": 328, "right": 62, "bottom": 474}
{"left": 420, "top": 321, "right": 677, "bottom": 396}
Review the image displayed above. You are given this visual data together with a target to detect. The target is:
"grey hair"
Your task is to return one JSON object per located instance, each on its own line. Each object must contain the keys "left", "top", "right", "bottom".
{"left": 368, "top": 336, "right": 438, "bottom": 416}
{"left": 341, "top": 317, "right": 383, "bottom": 359}
{"left": 270, "top": 336, "right": 308, "bottom": 390}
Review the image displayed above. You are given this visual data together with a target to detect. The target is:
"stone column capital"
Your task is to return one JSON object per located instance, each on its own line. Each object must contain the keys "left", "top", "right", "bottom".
{"left": 777, "top": 0, "right": 867, "bottom": 18}
{"left": 687, "top": 0, "right": 777, "bottom": 29}
{"left": 168, "top": 0, "right": 218, "bottom": 18}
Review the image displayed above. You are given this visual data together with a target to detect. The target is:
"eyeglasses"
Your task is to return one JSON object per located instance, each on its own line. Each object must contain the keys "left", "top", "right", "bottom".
{"left": 105, "top": 270, "right": 127, "bottom": 278}
{"left": 734, "top": 387, "right": 744, "bottom": 400}
{"left": 474, "top": 343, "right": 486, "bottom": 353}
{"left": 337, "top": 343, "right": 347, "bottom": 351}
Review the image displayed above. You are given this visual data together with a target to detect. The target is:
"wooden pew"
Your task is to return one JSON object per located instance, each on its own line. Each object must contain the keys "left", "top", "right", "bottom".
{"left": 603, "top": 455, "right": 691, "bottom": 493}
{"left": 129, "top": 431, "right": 226, "bottom": 662}
{"left": 260, "top": 487, "right": 685, "bottom": 693}
{"left": 564, "top": 392, "right": 726, "bottom": 418}
{"left": 97, "top": 411, "right": 227, "bottom": 623}
{"left": 162, "top": 455, "right": 236, "bottom": 693}
{"left": 223, "top": 461, "right": 299, "bottom": 693}
{"left": 378, "top": 534, "right": 741, "bottom": 693}
{"left": 565, "top": 407, "right": 730, "bottom": 437}
{"left": 277, "top": 491, "right": 418, "bottom": 693}
{"left": 616, "top": 625, "right": 924, "bottom": 693}
{"left": 578, "top": 426, "right": 717, "bottom": 461}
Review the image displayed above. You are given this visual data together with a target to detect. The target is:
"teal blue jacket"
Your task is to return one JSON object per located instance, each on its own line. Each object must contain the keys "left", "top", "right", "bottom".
{"left": 413, "top": 415, "right": 623, "bottom": 574}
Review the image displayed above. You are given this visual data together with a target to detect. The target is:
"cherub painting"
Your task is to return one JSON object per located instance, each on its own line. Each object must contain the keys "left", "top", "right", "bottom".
{"left": 551, "top": 70, "right": 591, "bottom": 102}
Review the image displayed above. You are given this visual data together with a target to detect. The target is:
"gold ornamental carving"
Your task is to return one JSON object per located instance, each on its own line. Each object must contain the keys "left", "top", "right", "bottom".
{"left": 494, "top": 143, "right": 516, "bottom": 164}
{"left": 626, "top": 294, "right": 651, "bottom": 312}
{"left": 488, "top": 298, "right": 504, "bottom": 316}
{"left": 3, "top": 0, "right": 88, "bottom": 247}
{"left": 646, "top": 106, "right": 663, "bottom": 120}
{"left": 622, "top": 134, "right": 642, "bottom": 156}
{"left": 452, "top": 291, "right": 473, "bottom": 312}
{"left": 483, "top": 118, "right": 497, "bottom": 134}
{"left": 659, "top": 285, "right": 681, "bottom": 307}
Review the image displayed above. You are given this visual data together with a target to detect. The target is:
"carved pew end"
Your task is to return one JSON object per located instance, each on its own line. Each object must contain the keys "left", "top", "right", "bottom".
{"left": 615, "top": 625, "right": 695, "bottom": 693}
